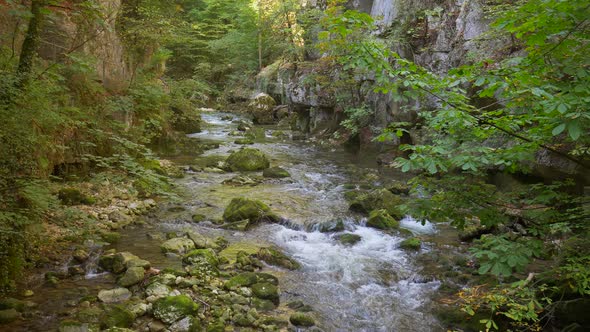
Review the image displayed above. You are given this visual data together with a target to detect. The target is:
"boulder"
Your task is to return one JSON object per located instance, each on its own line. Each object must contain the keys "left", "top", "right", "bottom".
{"left": 289, "top": 312, "right": 315, "bottom": 327}
{"left": 222, "top": 198, "right": 279, "bottom": 226}
{"left": 249, "top": 93, "right": 277, "bottom": 124}
{"left": 262, "top": 167, "right": 291, "bottom": 178}
{"left": 224, "top": 272, "right": 258, "bottom": 290}
{"left": 97, "top": 288, "right": 132, "bottom": 303}
{"left": 251, "top": 283, "right": 279, "bottom": 304}
{"left": 256, "top": 247, "right": 300, "bottom": 270}
{"left": 58, "top": 188, "right": 96, "bottom": 206}
{"left": 191, "top": 214, "right": 206, "bottom": 223}
{"left": 118, "top": 267, "right": 145, "bottom": 287}
{"left": 367, "top": 209, "right": 400, "bottom": 230}
{"left": 337, "top": 233, "right": 362, "bottom": 246}
{"left": 145, "top": 282, "right": 172, "bottom": 300}
{"left": 160, "top": 237, "right": 196, "bottom": 254}
{"left": 152, "top": 295, "right": 200, "bottom": 324}
{"left": 349, "top": 188, "right": 404, "bottom": 218}
{"left": 400, "top": 237, "right": 422, "bottom": 250}
{"left": 0, "top": 309, "right": 20, "bottom": 324}
{"left": 234, "top": 138, "right": 254, "bottom": 145}
{"left": 182, "top": 249, "right": 219, "bottom": 267}
{"left": 225, "top": 148, "right": 270, "bottom": 171}
{"left": 101, "top": 305, "right": 135, "bottom": 328}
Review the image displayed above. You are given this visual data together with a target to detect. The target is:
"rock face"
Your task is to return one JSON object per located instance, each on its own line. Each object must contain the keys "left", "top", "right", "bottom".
{"left": 249, "top": 93, "right": 277, "bottom": 124}
{"left": 225, "top": 148, "right": 270, "bottom": 172}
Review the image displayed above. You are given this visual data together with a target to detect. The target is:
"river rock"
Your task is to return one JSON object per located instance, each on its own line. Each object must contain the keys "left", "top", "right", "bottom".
{"left": 337, "top": 233, "right": 362, "bottom": 246}
{"left": 289, "top": 312, "right": 315, "bottom": 327}
{"left": 118, "top": 267, "right": 145, "bottom": 287}
{"left": 98, "top": 288, "right": 131, "bottom": 303}
{"left": 152, "top": 295, "right": 200, "bottom": 324}
{"left": 234, "top": 138, "right": 254, "bottom": 145}
{"left": 99, "top": 252, "right": 140, "bottom": 274}
{"left": 256, "top": 247, "right": 300, "bottom": 270}
{"left": 367, "top": 209, "right": 400, "bottom": 230}
{"left": 222, "top": 198, "right": 279, "bottom": 226}
{"left": 182, "top": 249, "right": 219, "bottom": 267}
{"left": 222, "top": 175, "right": 262, "bottom": 187}
{"left": 73, "top": 249, "right": 90, "bottom": 263}
{"left": 249, "top": 93, "right": 277, "bottom": 124}
{"left": 349, "top": 188, "right": 404, "bottom": 218}
{"left": 145, "top": 282, "right": 172, "bottom": 301}
{"left": 102, "top": 305, "right": 135, "bottom": 328}
{"left": 225, "top": 148, "right": 270, "bottom": 171}
{"left": 262, "top": 167, "right": 290, "bottom": 178}
{"left": 400, "top": 237, "right": 422, "bottom": 250}
{"left": 224, "top": 272, "right": 258, "bottom": 290}
{"left": 58, "top": 320, "right": 97, "bottom": 332}
{"left": 251, "top": 283, "right": 279, "bottom": 304}
{"left": 160, "top": 237, "right": 196, "bottom": 254}
{"left": 169, "top": 316, "right": 200, "bottom": 332}
{"left": 0, "top": 309, "right": 20, "bottom": 324}
{"left": 186, "top": 231, "right": 216, "bottom": 250}
{"left": 126, "top": 258, "right": 151, "bottom": 269}
{"left": 191, "top": 214, "right": 206, "bottom": 223}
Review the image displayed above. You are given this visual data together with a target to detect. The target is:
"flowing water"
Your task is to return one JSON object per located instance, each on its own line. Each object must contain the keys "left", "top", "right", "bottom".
{"left": 4, "top": 111, "right": 450, "bottom": 332}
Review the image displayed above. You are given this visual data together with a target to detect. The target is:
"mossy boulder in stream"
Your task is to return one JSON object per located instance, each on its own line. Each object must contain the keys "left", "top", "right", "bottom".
{"left": 222, "top": 198, "right": 279, "bottom": 227}
{"left": 101, "top": 305, "right": 135, "bottom": 329}
{"left": 367, "top": 209, "right": 400, "bottom": 230}
{"left": 234, "top": 138, "right": 254, "bottom": 145}
{"left": 256, "top": 247, "right": 300, "bottom": 270}
{"left": 349, "top": 188, "right": 404, "bottom": 219}
{"left": 182, "top": 248, "right": 219, "bottom": 267}
{"left": 400, "top": 237, "right": 422, "bottom": 250}
{"left": 251, "top": 283, "right": 279, "bottom": 304}
{"left": 337, "top": 233, "right": 362, "bottom": 246}
{"left": 98, "top": 288, "right": 132, "bottom": 303}
{"left": 262, "top": 167, "right": 291, "bottom": 178}
{"left": 152, "top": 295, "right": 200, "bottom": 324}
{"left": 289, "top": 313, "right": 315, "bottom": 327}
{"left": 117, "top": 267, "right": 145, "bottom": 287}
{"left": 249, "top": 93, "right": 277, "bottom": 124}
{"left": 160, "top": 237, "right": 196, "bottom": 254}
{"left": 99, "top": 252, "right": 140, "bottom": 274}
{"left": 224, "top": 148, "right": 270, "bottom": 171}
{"left": 224, "top": 272, "right": 258, "bottom": 289}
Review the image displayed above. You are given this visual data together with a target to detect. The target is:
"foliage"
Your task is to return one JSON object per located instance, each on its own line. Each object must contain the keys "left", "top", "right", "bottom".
{"left": 470, "top": 234, "right": 542, "bottom": 277}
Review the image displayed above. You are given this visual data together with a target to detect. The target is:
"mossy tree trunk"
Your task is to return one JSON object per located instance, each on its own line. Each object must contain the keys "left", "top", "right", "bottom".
{"left": 15, "top": 0, "right": 45, "bottom": 89}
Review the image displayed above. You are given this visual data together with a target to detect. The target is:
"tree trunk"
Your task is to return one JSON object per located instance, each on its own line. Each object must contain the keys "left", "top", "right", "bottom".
{"left": 16, "top": 0, "right": 45, "bottom": 88}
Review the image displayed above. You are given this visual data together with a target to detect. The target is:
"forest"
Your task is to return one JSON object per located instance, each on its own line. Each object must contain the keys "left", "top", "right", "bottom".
{"left": 0, "top": 0, "right": 588, "bottom": 331}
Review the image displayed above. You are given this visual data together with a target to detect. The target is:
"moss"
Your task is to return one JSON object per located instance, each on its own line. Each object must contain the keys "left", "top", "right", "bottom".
{"left": 219, "top": 242, "right": 263, "bottom": 264}
{"left": 117, "top": 267, "right": 145, "bottom": 287}
{"left": 234, "top": 138, "right": 254, "bottom": 145}
{"left": 183, "top": 248, "right": 219, "bottom": 267}
{"left": 256, "top": 247, "right": 300, "bottom": 270}
{"left": 251, "top": 297, "right": 276, "bottom": 311}
{"left": 349, "top": 188, "right": 404, "bottom": 218}
{"left": 400, "top": 237, "right": 422, "bottom": 250}
{"left": 101, "top": 305, "right": 135, "bottom": 329}
{"left": 0, "top": 309, "right": 20, "bottom": 324}
{"left": 338, "top": 233, "right": 362, "bottom": 246}
{"left": 289, "top": 312, "right": 315, "bottom": 327}
{"left": 153, "top": 295, "right": 200, "bottom": 324}
{"left": 367, "top": 209, "right": 400, "bottom": 230}
{"left": 222, "top": 198, "right": 278, "bottom": 225}
{"left": 262, "top": 167, "right": 291, "bottom": 178}
{"left": 191, "top": 214, "right": 207, "bottom": 223}
{"left": 160, "top": 237, "right": 196, "bottom": 254}
{"left": 251, "top": 283, "right": 279, "bottom": 304}
{"left": 224, "top": 272, "right": 258, "bottom": 289}
{"left": 100, "top": 231, "right": 121, "bottom": 244}
{"left": 58, "top": 188, "right": 95, "bottom": 205}
{"left": 224, "top": 148, "right": 270, "bottom": 171}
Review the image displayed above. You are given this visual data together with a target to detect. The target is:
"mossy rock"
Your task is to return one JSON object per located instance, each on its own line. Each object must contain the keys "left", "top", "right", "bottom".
{"left": 193, "top": 155, "right": 227, "bottom": 169}
{"left": 366, "top": 209, "right": 400, "bottom": 230}
{"left": 219, "top": 242, "right": 263, "bottom": 264}
{"left": 100, "top": 305, "right": 135, "bottom": 329}
{"left": 0, "top": 298, "right": 27, "bottom": 312}
{"left": 249, "top": 93, "right": 277, "bottom": 124}
{"left": 262, "top": 167, "right": 291, "bottom": 178}
{"left": 386, "top": 181, "right": 410, "bottom": 195}
{"left": 314, "top": 219, "right": 345, "bottom": 233}
{"left": 256, "top": 247, "right": 300, "bottom": 270}
{"left": 191, "top": 214, "right": 207, "bottom": 223}
{"left": 289, "top": 312, "right": 315, "bottom": 327}
{"left": 117, "top": 267, "right": 145, "bottom": 287}
{"left": 255, "top": 272, "right": 279, "bottom": 285}
{"left": 224, "top": 272, "right": 258, "bottom": 289}
{"left": 183, "top": 248, "right": 219, "bottom": 267}
{"left": 244, "top": 127, "right": 266, "bottom": 141}
{"left": 337, "top": 233, "right": 362, "bottom": 246}
{"left": 222, "top": 175, "right": 262, "bottom": 187}
{"left": 251, "top": 283, "right": 279, "bottom": 304}
{"left": 58, "top": 188, "right": 96, "bottom": 206}
{"left": 100, "top": 231, "right": 121, "bottom": 244}
{"left": 58, "top": 320, "right": 99, "bottom": 332}
{"left": 222, "top": 198, "right": 279, "bottom": 226}
{"left": 76, "top": 307, "right": 104, "bottom": 324}
{"left": 161, "top": 237, "right": 196, "bottom": 254}
{"left": 400, "top": 237, "right": 421, "bottom": 250}
{"left": 225, "top": 148, "right": 270, "bottom": 171}
{"left": 97, "top": 288, "right": 132, "bottom": 303}
{"left": 349, "top": 188, "right": 404, "bottom": 219}
{"left": 153, "top": 295, "right": 200, "bottom": 324}
{"left": 0, "top": 309, "right": 20, "bottom": 324}
{"left": 99, "top": 252, "right": 139, "bottom": 274}
{"left": 172, "top": 108, "right": 203, "bottom": 134}
{"left": 251, "top": 298, "right": 276, "bottom": 312}
{"left": 234, "top": 138, "right": 254, "bottom": 145}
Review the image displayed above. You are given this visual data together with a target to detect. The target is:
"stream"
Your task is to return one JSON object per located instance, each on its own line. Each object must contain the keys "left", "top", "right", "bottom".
{"left": 4, "top": 111, "right": 449, "bottom": 332}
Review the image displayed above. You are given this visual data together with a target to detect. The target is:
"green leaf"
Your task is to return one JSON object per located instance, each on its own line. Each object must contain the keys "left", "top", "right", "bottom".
{"left": 552, "top": 123, "right": 566, "bottom": 136}
{"left": 568, "top": 122, "right": 582, "bottom": 140}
